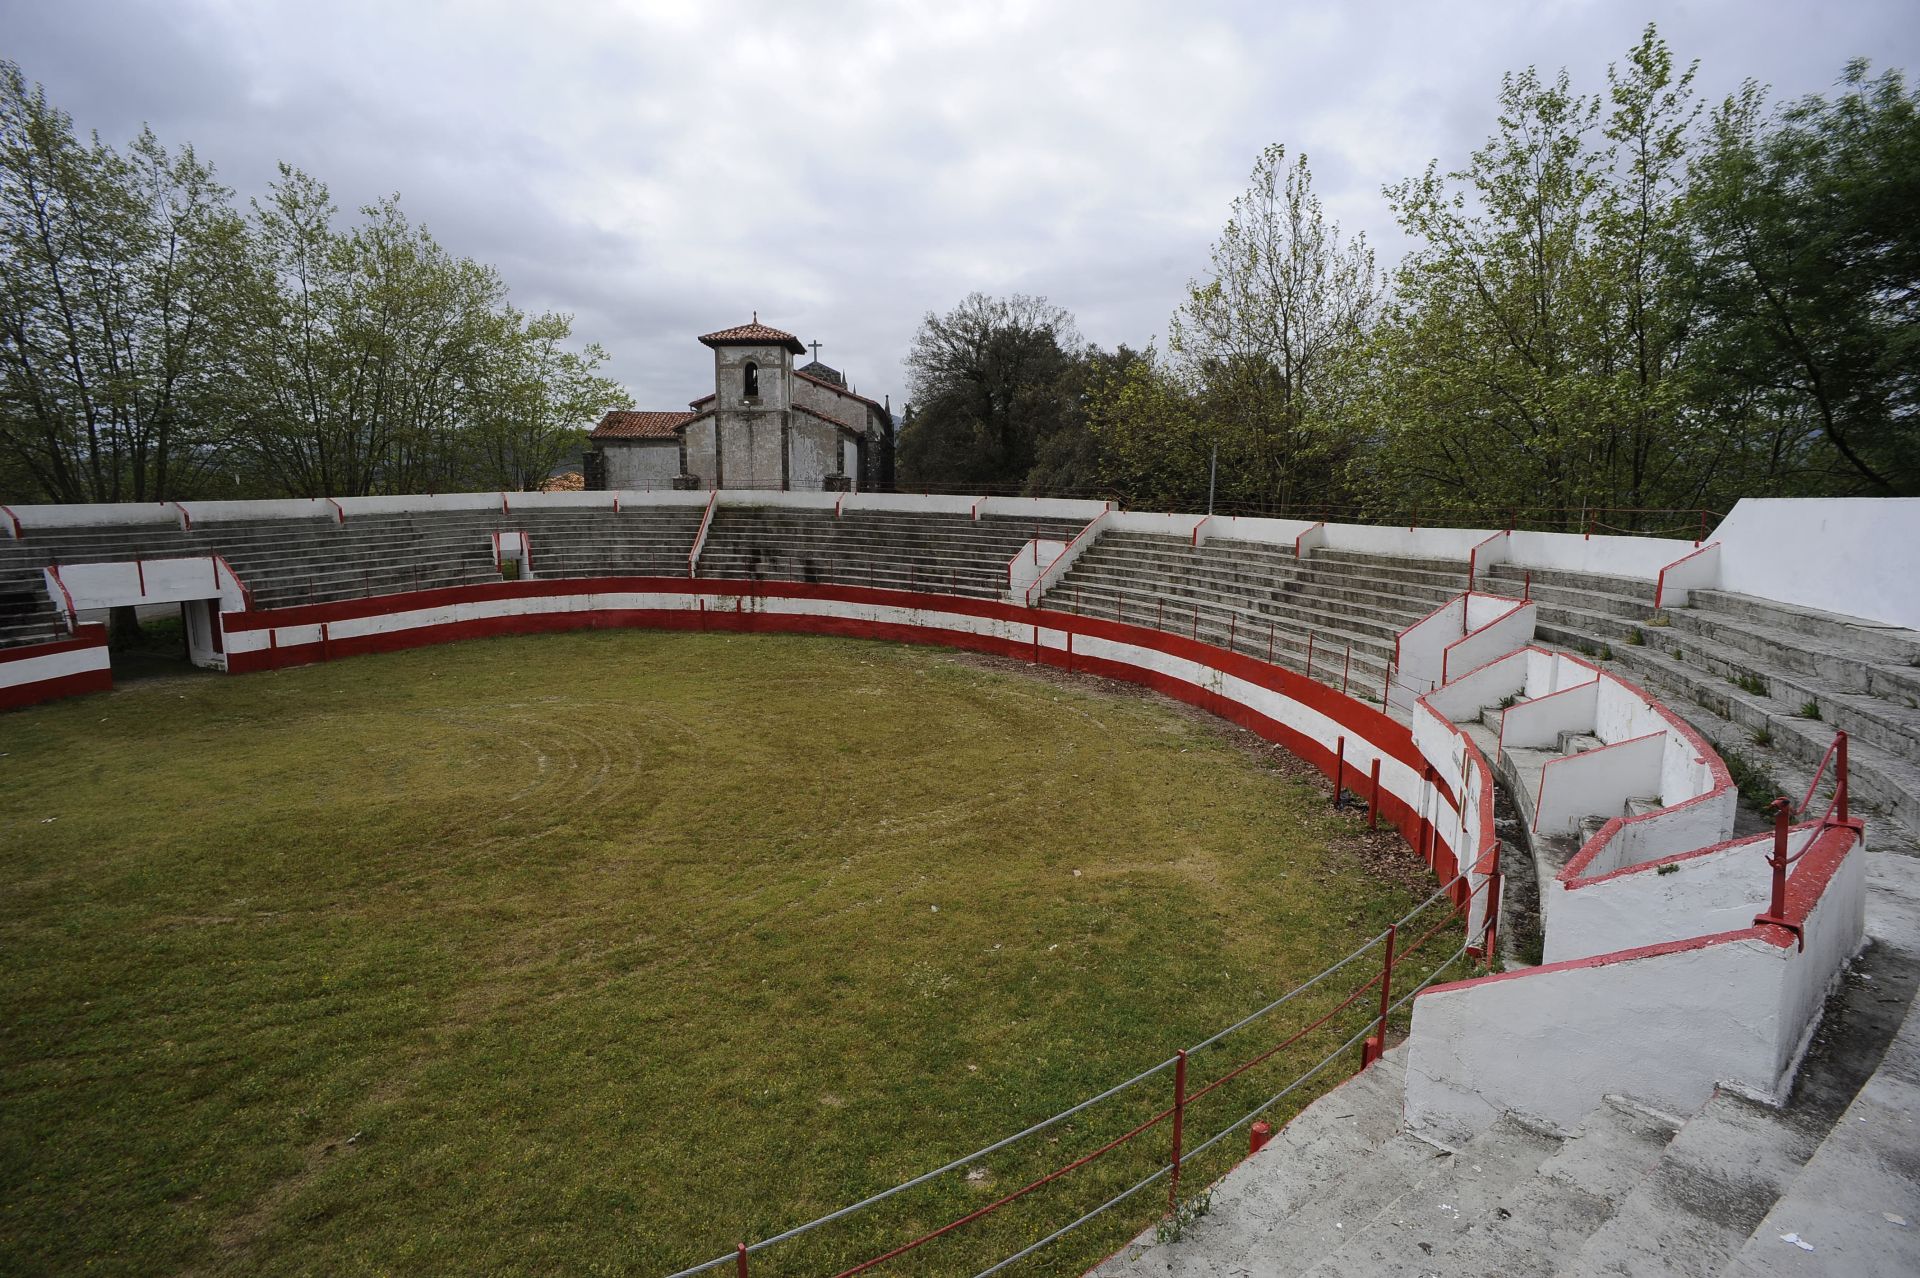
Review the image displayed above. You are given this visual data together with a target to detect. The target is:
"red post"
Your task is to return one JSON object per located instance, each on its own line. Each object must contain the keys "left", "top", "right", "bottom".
{"left": 1482, "top": 864, "right": 1502, "bottom": 962}
{"left": 1227, "top": 613, "right": 1237, "bottom": 653}
{"left": 1364, "top": 923, "right": 1396, "bottom": 1067}
{"left": 1698, "top": 509, "right": 1708, "bottom": 546}
{"left": 1305, "top": 630, "right": 1316, "bottom": 678}
{"left": 1332, "top": 735, "right": 1346, "bottom": 808}
{"left": 736, "top": 1242, "right": 749, "bottom": 1278}
{"left": 1381, "top": 658, "right": 1393, "bottom": 708}
{"left": 1766, "top": 796, "right": 1791, "bottom": 922}
{"left": 1368, "top": 758, "right": 1381, "bottom": 830}
{"left": 1249, "top": 1120, "right": 1273, "bottom": 1155}
{"left": 1835, "top": 732, "right": 1849, "bottom": 824}
{"left": 1341, "top": 644, "right": 1352, "bottom": 694}
{"left": 1169, "top": 1049, "right": 1188, "bottom": 1209}
{"left": 1524, "top": 571, "right": 1531, "bottom": 601}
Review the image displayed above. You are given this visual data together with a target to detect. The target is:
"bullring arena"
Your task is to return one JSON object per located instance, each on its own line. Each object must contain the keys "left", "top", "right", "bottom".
{"left": 3, "top": 491, "right": 1917, "bottom": 1276}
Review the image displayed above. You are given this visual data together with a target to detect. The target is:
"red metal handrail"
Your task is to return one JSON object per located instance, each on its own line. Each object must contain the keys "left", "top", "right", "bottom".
{"left": 1755, "top": 731, "right": 1851, "bottom": 949}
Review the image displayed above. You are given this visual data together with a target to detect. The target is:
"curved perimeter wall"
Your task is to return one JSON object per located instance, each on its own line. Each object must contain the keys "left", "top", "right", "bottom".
{"left": 210, "top": 574, "right": 1503, "bottom": 945}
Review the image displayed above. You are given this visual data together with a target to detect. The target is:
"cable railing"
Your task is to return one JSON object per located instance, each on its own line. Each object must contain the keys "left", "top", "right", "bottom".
{"left": 663, "top": 866, "right": 1496, "bottom": 1278}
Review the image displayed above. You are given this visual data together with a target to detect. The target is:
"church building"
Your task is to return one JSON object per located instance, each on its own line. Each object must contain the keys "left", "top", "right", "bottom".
{"left": 583, "top": 318, "right": 895, "bottom": 492}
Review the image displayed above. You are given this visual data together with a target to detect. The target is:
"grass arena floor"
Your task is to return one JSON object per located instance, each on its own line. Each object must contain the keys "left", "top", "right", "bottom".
{"left": 0, "top": 631, "right": 1461, "bottom": 1276}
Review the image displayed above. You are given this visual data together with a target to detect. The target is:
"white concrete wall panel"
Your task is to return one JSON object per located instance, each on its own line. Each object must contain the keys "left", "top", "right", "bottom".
{"left": 1713, "top": 497, "right": 1920, "bottom": 630}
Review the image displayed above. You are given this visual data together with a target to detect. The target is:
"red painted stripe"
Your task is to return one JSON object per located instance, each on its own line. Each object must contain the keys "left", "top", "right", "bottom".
{"left": 0, "top": 666, "right": 112, "bottom": 710}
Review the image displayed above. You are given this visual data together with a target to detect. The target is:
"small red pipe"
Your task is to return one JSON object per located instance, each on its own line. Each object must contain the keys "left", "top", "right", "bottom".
{"left": 1168, "top": 1049, "right": 1187, "bottom": 1209}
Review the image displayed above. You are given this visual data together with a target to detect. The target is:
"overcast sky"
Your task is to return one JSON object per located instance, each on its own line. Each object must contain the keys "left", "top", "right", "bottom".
{"left": 6, "top": 1, "right": 1917, "bottom": 414}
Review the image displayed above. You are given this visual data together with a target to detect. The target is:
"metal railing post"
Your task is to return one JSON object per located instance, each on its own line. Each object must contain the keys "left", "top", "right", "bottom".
{"left": 1332, "top": 735, "right": 1346, "bottom": 808}
{"left": 1483, "top": 865, "right": 1502, "bottom": 962}
{"left": 1191, "top": 602, "right": 1199, "bottom": 641}
{"left": 736, "top": 1242, "right": 749, "bottom": 1278}
{"left": 1365, "top": 924, "right": 1396, "bottom": 1068}
{"left": 1768, "top": 797, "right": 1790, "bottom": 920}
{"left": 1227, "top": 613, "right": 1236, "bottom": 653}
{"left": 1368, "top": 759, "right": 1381, "bottom": 830}
{"left": 1835, "top": 732, "right": 1849, "bottom": 823}
{"left": 1169, "top": 1049, "right": 1188, "bottom": 1210}
{"left": 1305, "top": 630, "right": 1316, "bottom": 679}
{"left": 1267, "top": 620, "right": 1275, "bottom": 664}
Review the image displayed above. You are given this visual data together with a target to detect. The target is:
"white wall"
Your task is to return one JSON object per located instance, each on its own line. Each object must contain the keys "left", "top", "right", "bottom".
{"left": 1544, "top": 829, "right": 1791, "bottom": 964}
{"left": 1406, "top": 936, "right": 1790, "bottom": 1144}
{"left": 1713, "top": 497, "right": 1920, "bottom": 630}
{"left": 1533, "top": 732, "right": 1666, "bottom": 834}
{"left": 1007, "top": 540, "right": 1068, "bottom": 601}
{"left": 1500, "top": 679, "right": 1598, "bottom": 750}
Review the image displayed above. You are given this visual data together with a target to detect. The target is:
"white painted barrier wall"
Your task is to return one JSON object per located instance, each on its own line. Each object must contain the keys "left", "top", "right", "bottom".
{"left": 1713, "top": 497, "right": 1920, "bottom": 630}
{"left": 1543, "top": 829, "right": 1800, "bottom": 964}
{"left": 1007, "top": 541, "right": 1068, "bottom": 601}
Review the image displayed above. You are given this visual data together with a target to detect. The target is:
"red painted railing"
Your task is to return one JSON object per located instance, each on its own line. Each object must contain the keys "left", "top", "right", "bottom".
{"left": 1756, "top": 731, "right": 1852, "bottom": 948}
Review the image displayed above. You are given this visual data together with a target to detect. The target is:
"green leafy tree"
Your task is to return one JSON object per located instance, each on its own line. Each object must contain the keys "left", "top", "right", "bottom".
{"left": 1170, "top": 144, "right": 1379, "bottom": 512}
{"left": 1686, "top": 62, "right": 1920, "bottom": 495}
{"left": 897, "top": 292, "right": 1083, "bottom": 490}
{"left": 0, "top": 59, "right": 246, "bottom": 503}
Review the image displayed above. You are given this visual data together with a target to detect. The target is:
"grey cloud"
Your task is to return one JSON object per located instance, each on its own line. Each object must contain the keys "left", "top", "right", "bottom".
{"left": 4, "top": 0, "right": 1916, "bottom": 414}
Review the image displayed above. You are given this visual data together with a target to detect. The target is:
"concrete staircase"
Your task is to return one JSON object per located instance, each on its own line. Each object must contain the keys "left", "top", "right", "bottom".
{"left": 1095, "top": 855, "right": 1920, "bottom": 1277}
{"left": 1047, "top": 535, "right": 1465, "bottom": 699}
{"left": 696, "top": 508, "right": 1089, "bottom": 598}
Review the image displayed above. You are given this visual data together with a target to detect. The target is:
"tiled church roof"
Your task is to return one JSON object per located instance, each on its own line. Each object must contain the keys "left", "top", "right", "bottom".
{"left": 697, "top": 318, "right": 808, "bottom": 354}
{"left": 589, "top": 410, "right": 695, "bottom": 439}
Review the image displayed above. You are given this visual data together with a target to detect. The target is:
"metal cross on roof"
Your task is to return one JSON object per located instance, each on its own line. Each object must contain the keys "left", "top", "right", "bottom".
{"left": 808, "top": 340, "right": 822, "bottom": 362}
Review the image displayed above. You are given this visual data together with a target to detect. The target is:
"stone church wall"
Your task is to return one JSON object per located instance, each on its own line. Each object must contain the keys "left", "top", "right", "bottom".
{"left": 603, "top": 440, "right": 681, "bottom": 490}
{"left": 790, "top": 416, "right": 846, "bottom": 490}
{"left": 719, "top": 417, "right": 786, "bottom": 488}
{"left": 684, "top": 420, "right": 718, "bottom": 486}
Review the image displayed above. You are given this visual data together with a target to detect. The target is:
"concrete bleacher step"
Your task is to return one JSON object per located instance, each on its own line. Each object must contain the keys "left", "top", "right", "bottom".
{"left": 1096, "top": 1049, "right": 1447, "bottom": 1278}
{"left": 1554, "top": 1091, "right": 1822, "bottom": 1278}
{"left": 1306, "top": 1097, "right": 1679, "bottom": 1278}
{"left": 1562, "top": 632, "right": 1920, "bottom": 837}
{"left": 1721, "top": 1005, "right": 1920, "bottom": 1277}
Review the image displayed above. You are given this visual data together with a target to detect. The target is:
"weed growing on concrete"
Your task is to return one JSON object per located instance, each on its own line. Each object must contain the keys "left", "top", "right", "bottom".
{"left": 1645, "top": 614, "right": 1672, "bottom": 627}
{"left": 1626, "top": 628, "right": 1645, "bottom": 646}
{"left": 1156, "top": 1189, "right": 1214, "bottom": 1244}
{"left": 1752, "top": 726, "right": 1774, "bottom": 747}
{"left": 1672, "top": 646, "right": 1684, "bottom": 661}
{"left": 1801, "top": 700, "right": 1822, "bottom": 720}
{"left": 1597, "top": 645, "right": 1614, "bottom": 661}
{"left": 1498, "top": 693, "right": 1521, "bottom": 710}
{"left": 1656, "top": 863, "right": 1679, "bottom": 876}
{"left": 1719, "top": 746, "right": 1782, "bottom": 814}
{"left": 1732, "top": 672, "right": 1768, "bottom": 698}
